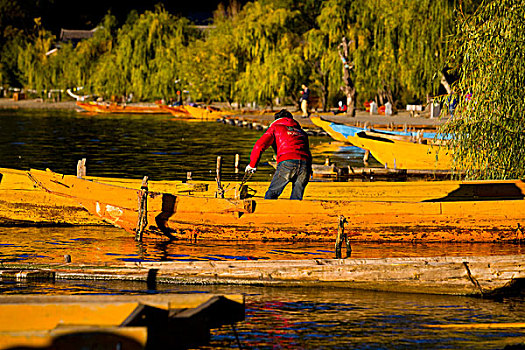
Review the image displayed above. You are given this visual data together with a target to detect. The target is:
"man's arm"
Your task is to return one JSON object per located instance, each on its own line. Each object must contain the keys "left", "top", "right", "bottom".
{"left": 249, "top": 128, "right": 275, "bottom": 167}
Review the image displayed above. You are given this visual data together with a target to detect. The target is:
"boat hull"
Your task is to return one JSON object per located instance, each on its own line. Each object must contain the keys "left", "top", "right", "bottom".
{"left": 351, "top": 134, "right": 453, "bottom": 170}
{"left": 183, "top": 105, "right": 231, "bottom": 120}
{"left": 27, "top": 169, "right": 525, "bottom": 242}
{"left": 76, "top": 101, "right": 168, "bottom": 114}
{"left": 157, "top": 104, "right": 191, "bottom": 117}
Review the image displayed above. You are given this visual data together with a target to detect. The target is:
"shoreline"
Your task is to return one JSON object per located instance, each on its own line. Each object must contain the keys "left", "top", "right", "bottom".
{"left": 0, "top": 97, "right": 448, "bottom": 127}
{"left": 0, "top": 98, "right": 78, "bottom": 110}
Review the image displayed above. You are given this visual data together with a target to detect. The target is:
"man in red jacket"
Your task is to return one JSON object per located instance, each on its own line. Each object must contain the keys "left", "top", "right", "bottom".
{"left": 245, "top": 109, "right": 312, "bottom": 200}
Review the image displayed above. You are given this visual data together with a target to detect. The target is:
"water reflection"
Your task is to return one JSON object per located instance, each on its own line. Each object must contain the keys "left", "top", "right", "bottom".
{"left": 1, "top": 110, "right": 524, "bottom": 349}
{"left": 0, "top": 279, "right": 523, "bottom": 349}
{"left": 0, "top": 226, "right": 523, "bottom": 264}
{"left": 0, "top": 109, "right": 363, "bottom": 182}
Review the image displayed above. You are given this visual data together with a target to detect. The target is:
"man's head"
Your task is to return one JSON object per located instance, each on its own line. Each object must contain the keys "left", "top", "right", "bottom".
{"left": 274, "top": 109, "right": 293, "bottom": 120}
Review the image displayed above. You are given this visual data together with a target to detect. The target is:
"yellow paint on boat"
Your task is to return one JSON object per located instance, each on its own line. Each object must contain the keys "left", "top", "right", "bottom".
{"left": 0, "top": 303, "right": 139, "bottom": 331}
{"left": 184, "top": 105, "right": 231, "bottom": 119}
{"left": 0, "top": 327, "right": 147, "bottom": 349}
{"left": 26, "top": 168, "right": 525, "bottom": 242}
{"left": 350, "top": 135, "right": 453, "bottom": 170}
{"left": 310, "top": 116, "right": 349, "bottom": 142}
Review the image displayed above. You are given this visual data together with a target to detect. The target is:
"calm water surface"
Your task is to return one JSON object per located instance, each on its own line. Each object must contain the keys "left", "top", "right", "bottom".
{"left": 0, "top": 110, "right": 524, "bottom": 349}
{"left": 0, "top": 109, "right": 369, "bottom": 181}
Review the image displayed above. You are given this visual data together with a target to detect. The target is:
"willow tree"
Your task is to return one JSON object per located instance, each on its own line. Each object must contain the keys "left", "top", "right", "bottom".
{"left": 178, "top": 3, "right": 243, "bottom": 104}
{"left": 0, "top": 0, "right": 28, "bottom": 87}
{"left": 304, "top": 0, "right": 351, "bottom": 113}
{"left": 351, "top": 0, "right": 459, "bottom": 107}
{"left": 232, "top": 1, "right": 307, "bottom": 107}
{"left": 17, "top": 18, "right": 54, "bottom": 94}
{"left": 90, "top": 6, "right": 192, "bottom": 101}
{"left": 66, "top": 14, "right": 116, "bottom": 92}
{"left": 440, "top": 0, "right": 525, "bottom": 179}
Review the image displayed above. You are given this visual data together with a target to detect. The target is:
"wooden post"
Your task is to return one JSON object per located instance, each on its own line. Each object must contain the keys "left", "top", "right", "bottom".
{"left": 363, "top": 150, "right": 370, "bottom": 165}
{"left": 135, "top": 176, "right": 149, "bottom": 242}
{"left": 235, "top": 154, "right": 240, "bottom": 173}
{"left": 76, "top": 158, "right": 86, "bottom": 178}
{"left": 335, "top": 215, "right": 349, "bottom": 259}
{"left": 215, "top": 156, "right": 224, "bottom": 198}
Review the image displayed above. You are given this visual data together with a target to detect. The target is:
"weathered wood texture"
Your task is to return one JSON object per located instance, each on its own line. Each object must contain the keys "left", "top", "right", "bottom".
{"left": 0, "top": 168, "right": 203, "bottom": 226}
{"left": 2, "top": 255, "right": 522, "bottom": 296}
{"left": 0, "top": 294, "right": 244, "bottom": 350}
{"left": 3, "top": 167, "right": 525, "bottom": 242}
{"left": 27, "top": 169, "right": 525, "bottom": 242}
{"left": 0, "top": 326, "right": 147, "bottom": 350}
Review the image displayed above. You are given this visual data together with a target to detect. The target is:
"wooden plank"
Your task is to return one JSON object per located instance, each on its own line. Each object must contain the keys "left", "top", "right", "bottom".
{"left": 0, "top": 326, "right": 147, "bottom": 350}
{"left": 4, "top": 256, "right": 521, "bottom": 296}
{"left": 0, "top": 302, "right": 141, "bottom": 331}
{"left": 0, "top": 269, "right": 55, "bottom": 281}
{"left": 0, "top": 294, "right": 244, "bottom": 310}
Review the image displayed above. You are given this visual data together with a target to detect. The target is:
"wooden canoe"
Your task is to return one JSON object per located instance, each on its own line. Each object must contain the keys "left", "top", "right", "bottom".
{"left": 76, "top": 101, "right": 169, "bottom": 114}
{"left": 311, "top": 116, "right": 453, "bottom": 170}
{"left": 183, "top": 105, "right": 232, "bottom": 120}
{"left": 351, "top": 131, "right": 453, "bottom": 170}
{"left": 27, "top": 169, "right": 525, "bottom": 242}
{"left": 157, "top": 104, "right": 191, "bottom": 117}
{"left": 310, "top": 116, "right": 447, "bottom": 141}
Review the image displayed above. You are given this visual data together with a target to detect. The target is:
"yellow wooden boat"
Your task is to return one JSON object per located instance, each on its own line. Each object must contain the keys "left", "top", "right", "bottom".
{"left": 311, "top": 116, "right": 453, "bottom": 170}
{"left": 26, "top": 168, "right": 525, "bottom": 242}
{"left": 157, "top": 104, "right": 191, "bottom": 117}
{"left": 183, "top": 105, "right": 232, "bottom": 119}
{"left": 76, "top": 101, "right": 169, "bottom": 114}
{"left": 351, "top": 132, "right": 453, "bottom": 170}
{"left": 0, "top": 294, "right": 243, "bottom": 349}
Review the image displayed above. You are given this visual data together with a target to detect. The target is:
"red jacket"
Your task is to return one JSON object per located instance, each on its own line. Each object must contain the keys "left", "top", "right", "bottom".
{"left": 249, "top": 117, "right": 312, "bottom": 167}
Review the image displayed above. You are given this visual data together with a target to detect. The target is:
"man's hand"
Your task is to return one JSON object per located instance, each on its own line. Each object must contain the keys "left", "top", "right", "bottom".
{"left": 245, "top": 165, "right": 257, "bottom": 173}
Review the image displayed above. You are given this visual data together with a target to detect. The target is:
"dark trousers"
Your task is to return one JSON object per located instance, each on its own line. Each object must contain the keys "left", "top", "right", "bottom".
{"left": 265, "top": 159, "right": 311, "bottom": 200}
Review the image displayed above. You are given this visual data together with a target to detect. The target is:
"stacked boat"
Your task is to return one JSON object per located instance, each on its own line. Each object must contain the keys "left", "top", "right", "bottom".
{"left": 311, "top": 116, "right": 452, "bottom": 170}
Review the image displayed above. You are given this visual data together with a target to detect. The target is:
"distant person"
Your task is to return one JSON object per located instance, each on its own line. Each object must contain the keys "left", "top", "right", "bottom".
{"left": 447, "top": 93, "right": 457, "bottom": 116}
{"left": 299, "top": 84, "right": 310, "bottom": 118}
{"left": 333, "top": 101, "right": 347, "bottom": 115}
{"left": 245, "top": 109, "right": 312, "bottom": 200}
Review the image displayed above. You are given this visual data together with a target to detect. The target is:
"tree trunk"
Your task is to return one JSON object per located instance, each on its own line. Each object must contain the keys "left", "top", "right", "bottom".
{"left": 440, "top": 72, "right": 452, "bottom": 94}
{"left": 338, "top": 37, "right": 356, "bottom": 117}
{"left": 321, "top": 73, "right": 329, "bottom": 112}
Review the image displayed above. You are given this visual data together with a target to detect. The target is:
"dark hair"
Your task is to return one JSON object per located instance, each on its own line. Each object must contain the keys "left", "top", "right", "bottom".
{"left": 274, "top": 109, "right": 293, "bottom": 120}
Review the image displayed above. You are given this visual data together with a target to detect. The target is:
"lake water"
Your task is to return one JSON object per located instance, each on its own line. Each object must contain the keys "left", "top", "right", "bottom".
{"left": 0, "top": 109, "right": 524, "bottom": 349}
{"left": 0, "top": 109, "right": 371, "bottom": 181}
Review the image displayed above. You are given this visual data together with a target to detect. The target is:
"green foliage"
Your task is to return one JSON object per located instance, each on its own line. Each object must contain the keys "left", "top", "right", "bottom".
{"left": 177, "top": 11, "right": 239, "bottom": 103}
{"left": 90, "top": 6, "right": 193, "bottom": 101}
{"left": 440, "top": 0, "right": 525, "bottom": 179}
{"left": 4, "top": 0, "right": 488, "bottom": 117}
{"left": 17, "top": 20, "right": 55, "bottom": 92}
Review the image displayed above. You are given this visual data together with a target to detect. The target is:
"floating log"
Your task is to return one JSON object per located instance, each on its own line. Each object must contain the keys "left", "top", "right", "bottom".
{"left": 2, "top": 255, "right": 523, "bottom": 297}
